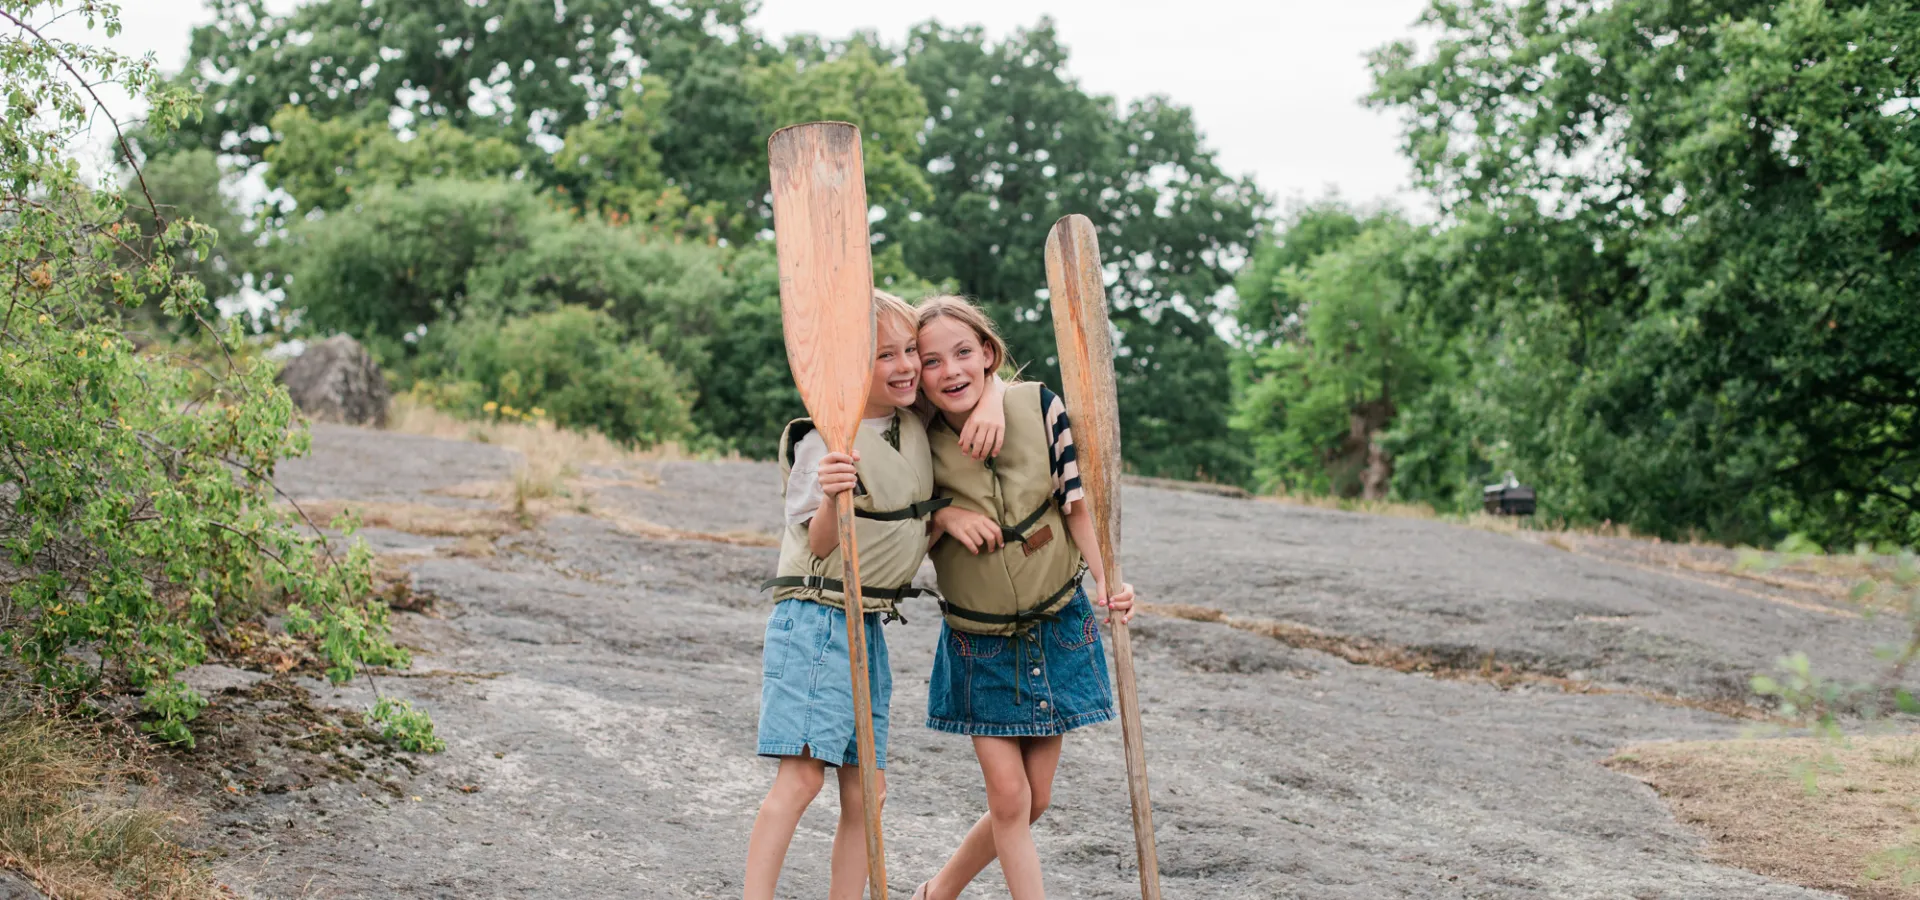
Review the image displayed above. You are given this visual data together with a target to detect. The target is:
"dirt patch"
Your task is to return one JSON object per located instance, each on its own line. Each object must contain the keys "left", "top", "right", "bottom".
{"left": 1141, "top": 601, "right": 1776, "bottom": 722}
{"left": 154, "top": 676, "right": 416, "bottom": 803}
{"left": 597, "top": 512, "right": 779, "bottom": 548}
{"left": 1609, "top": 736, "right": 1920, "bottom": 899}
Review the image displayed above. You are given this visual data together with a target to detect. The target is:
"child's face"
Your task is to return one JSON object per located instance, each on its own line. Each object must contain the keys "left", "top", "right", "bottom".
{"left": 869, "top": 316, "right": 920, "bottom": 411}
{"left": 918, "top": 315, "right": 995, "bottom": 417}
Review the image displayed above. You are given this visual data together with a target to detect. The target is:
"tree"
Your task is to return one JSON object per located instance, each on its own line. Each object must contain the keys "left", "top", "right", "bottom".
{"left": 1371, "top": 0, "right": 1920, "bottom": 544}
{"left": 899, "top": 20, "right": 1264, "bottom": 481}
{"left": 277, "top": 178, "right": 551, "bottom": 361}
{"left": 1232, "top": 213, "right": 1441, "bottom": 499}
{"left": 262, "top": 107, "right": 523, "bottom": 214}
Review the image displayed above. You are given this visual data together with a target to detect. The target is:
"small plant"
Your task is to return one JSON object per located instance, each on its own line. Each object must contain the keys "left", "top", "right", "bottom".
{"left": 368, "top": 697, "right": 446, "bottom": 753}
{"left": 1746, "top": 539, "right": 1920, "bottom": 881}
{"left": 0, "top": 1, "right": 411, "bottom": 745}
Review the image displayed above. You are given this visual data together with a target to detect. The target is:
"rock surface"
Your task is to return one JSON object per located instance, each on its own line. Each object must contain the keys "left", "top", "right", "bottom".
{"left": 0, "top": 870, "right": 46, "bottom": 900}
{"left": 277, "top": 335, "right": 390, "bottom": 426}
{"left": 187, "top": 423, "right": 1885, "bottom": 899}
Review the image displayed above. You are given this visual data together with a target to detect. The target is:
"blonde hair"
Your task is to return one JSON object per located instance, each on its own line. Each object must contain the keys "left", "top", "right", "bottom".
{"left": 915, "top": 294, "right": 1011, "bottom": 376}
{"left": 873, "top": 289, "right": 917, "bottom": 339}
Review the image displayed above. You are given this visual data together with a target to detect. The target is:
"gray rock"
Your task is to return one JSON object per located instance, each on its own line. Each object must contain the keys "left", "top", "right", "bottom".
{"left": 277, "top": 335, "right": 389, "bottom": 427}
{"left": 0, "top": 870, "right": 46, "bottom": 900}
{"left": 178, "top": 663, "right": 270, "bottom": 697}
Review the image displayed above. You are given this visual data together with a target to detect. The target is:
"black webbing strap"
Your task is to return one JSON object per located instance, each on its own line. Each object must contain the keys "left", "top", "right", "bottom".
{"left": 855, "top": 496, "right": 952, "bottom": 522}
{"left": 937, "top": 571, "right": 1082, "bottom": 628}
{"left": 759, "top": 575, "right": 937, "bottom": 604}
{"left": 998, "top": 498, "right": 1054, "bottom": 546}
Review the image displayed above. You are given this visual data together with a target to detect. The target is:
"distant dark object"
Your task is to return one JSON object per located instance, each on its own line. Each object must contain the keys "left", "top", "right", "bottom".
{"left": 277, "top": 334, "right": 390, "bottom": 427}
{"left": 1483, "top": 472, "right": 1536, "bottom": 516}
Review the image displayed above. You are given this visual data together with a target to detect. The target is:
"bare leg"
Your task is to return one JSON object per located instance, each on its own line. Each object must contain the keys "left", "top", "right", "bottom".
{"left": 923, "top": 736, "right": 1063, "bottom": 900}
{"left": 924, "top": 736, "right": 1062, "bottom": 898}
{"left": 744, "top": 756, "right": 828, "bottom": 900}
{"left": 830, "top": 764, "right": 887, "bottom": 900}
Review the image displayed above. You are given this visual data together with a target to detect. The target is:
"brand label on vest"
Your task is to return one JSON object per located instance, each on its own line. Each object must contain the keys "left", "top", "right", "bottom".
{"left": 1022, "top": 524, "right": 1054, "bottom": 556}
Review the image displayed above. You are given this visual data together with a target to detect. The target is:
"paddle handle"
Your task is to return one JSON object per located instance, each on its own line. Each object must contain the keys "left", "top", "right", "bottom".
{"left": 1103, "top": 559, "right": 1161, "bottom": 899}
{"left": 837, "top": 490, "right": 888, "bottom": 898}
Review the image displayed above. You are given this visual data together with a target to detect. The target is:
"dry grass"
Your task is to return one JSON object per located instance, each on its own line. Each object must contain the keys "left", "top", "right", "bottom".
{"left": 386, "top": 397, "right": 689, "bottom": 524}
{"left": 294, "top": 499, "right": 520, "bottom": 540}
{"left": 0, "top": 705, "right": 223, "bottom": 899}
{"left": 386, "top": 396, "right": 683, "bottom": 475}
{"left": 1255, "top": 488, "right": 1446, "bottom": 521}
{"left": 1610, "top": 735, "right": 1920, "bottom": 898}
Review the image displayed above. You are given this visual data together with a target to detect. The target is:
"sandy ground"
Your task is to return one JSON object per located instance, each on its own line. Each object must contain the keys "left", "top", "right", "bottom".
{"left": 190, "top": 424, "right": 1907, "bottom": 899}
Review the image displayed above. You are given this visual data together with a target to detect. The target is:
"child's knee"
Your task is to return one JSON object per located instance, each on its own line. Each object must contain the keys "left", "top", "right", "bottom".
{"left": 839, "top": 769, "right": 886, "bottom": 814}
{"left": 984, "top": 778, "right": 1031, "bottom": 822}
{"left": 773, "top": 760, "right": 826, "bottom": 804}
{"left": 1028, "top": 784, "right": 1051, "bottom": 822}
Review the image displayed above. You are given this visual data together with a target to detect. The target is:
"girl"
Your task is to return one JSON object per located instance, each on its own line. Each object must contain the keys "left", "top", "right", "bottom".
{"left": 745, "top": 291, "right": 1007, "bottom": 900}
{"left": 912, "top": 295, "right": 1136, "bottom": 900}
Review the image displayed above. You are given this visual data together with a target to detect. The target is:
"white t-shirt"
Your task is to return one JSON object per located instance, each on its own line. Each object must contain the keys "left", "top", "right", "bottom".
{"left": 785, "top": 415, "right": 897, "bottom": 527}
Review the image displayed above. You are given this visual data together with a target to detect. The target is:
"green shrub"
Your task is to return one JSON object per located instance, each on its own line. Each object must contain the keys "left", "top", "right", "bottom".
{"left": 426, "top": 306, "right": 694, "bottom": 448}
{"left": 2, "top": 1, "right": 409, "bottom": 745}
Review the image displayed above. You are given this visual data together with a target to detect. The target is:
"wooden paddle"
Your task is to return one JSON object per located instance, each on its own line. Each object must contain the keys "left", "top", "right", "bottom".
{"left": 1044, "top": 214, "right": 1163, "bottom": 899}
{"left": 767, "top": 121, "right": 888, "bottom": 899}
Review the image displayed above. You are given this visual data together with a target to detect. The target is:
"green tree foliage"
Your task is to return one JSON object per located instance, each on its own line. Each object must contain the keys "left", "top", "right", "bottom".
{"left": 2, "top": 1, "right": 407, "bottom": 744}
{"left": 1232, "top": 209, "right": 1443, "bottom": 499}
{"left": 165, "top": 0, "right": 753, "bottom": 161}
{"left": 1372, "top": 0, "right": 1920, "bottom": 544}
{"left": 279, "top": 178, "right": 549, "bottom": 359}
{"left": 282, "top": 176, "right": 800, "bottom": 450}
{"left": 426, "top": 307, "right": 694, "bottom": 448}
{"left": 263, "top": 107, "right": 523, "bottom": 214}
{"left": 898, "top": 21, "right": 1264, "bottom": 480}
{"left": 750, "top": 37, "right": 934, "bottom": 217}
{"left": 166, "top": 5, "right": 1265, "bottom": 479}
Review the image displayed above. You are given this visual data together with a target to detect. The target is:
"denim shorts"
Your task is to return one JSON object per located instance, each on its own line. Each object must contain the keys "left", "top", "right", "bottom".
{"left": 757, "top": 598, "right": 891, "bottom": 768}
{"left": 926, "top": 586, "right": 1116, "bottom": 737}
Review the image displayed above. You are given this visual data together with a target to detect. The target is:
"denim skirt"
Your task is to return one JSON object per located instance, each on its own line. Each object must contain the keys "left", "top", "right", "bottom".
{"left": 926, "top": 586, "right": 1116, "bottom": 737}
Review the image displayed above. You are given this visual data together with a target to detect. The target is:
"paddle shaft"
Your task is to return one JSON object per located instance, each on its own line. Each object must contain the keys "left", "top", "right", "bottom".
{"left": 1105, "top": 572, "right": 1160, "bottom": 899}
{"left": 835, "top": 490, "right": 887, "bottom": 897}
{"left": 1045, "top": 214, "right": 1162, "bottom": 899}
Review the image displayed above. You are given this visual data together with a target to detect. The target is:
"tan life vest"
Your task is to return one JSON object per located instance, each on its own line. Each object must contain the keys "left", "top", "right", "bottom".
{"left": 761, "top": 413, "right": 947, "bottom": 616}
{"left": 928, "top": 382, "right": 1085, "bottom": 635}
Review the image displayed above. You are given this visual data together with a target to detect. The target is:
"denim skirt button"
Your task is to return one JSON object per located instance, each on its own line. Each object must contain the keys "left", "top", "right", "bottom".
{"left": 1030, "top": 667, "right": 1041, "bottom": 676}
{"left": 1038, "top": 700, "right": 1049, "bottom": 709}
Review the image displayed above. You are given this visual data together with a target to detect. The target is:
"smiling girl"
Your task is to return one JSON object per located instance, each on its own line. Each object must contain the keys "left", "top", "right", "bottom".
{"left": 911, "top": 295, "right": 1136, "bottom": 900}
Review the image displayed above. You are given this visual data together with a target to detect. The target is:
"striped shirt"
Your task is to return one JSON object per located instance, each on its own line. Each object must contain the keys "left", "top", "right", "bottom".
{"left": 1038, "top": 385, "right": 1085, "bottom": 512}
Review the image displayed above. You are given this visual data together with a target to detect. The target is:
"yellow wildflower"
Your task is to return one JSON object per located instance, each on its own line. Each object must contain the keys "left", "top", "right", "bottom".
{"left": 482, "top": 401, "right": 499, "bottom": 413}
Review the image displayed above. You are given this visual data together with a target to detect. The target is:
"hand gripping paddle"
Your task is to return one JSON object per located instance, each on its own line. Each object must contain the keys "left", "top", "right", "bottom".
{"left": 1045, "top": 214, "right": 1163, "bottom": 899}
{"left": 767, "top": 121, "right": 888, "bottom": 898}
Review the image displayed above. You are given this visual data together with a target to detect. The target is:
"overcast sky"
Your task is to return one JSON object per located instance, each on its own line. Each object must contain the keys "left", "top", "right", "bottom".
{"left": 64, "top": 0, "right": 1433, "bottom": 214}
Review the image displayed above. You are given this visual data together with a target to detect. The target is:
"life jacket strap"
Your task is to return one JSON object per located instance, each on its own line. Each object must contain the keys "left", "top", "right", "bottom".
{"left": 937, "top": 570, "right": 1083, "bottom": 630}
{"left": 758, "top": 575, "right": 937, "bottom": 605}
{"left": 855, "top": 496, "right": 953, "bottom": 522}
{"left": 997, "top": 498, "right": 1055, "bottom": 546}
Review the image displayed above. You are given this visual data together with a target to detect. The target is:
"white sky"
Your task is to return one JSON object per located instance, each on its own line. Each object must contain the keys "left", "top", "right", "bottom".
{"left": 64, "top": 0, "right": 1430, "bottom": 214}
